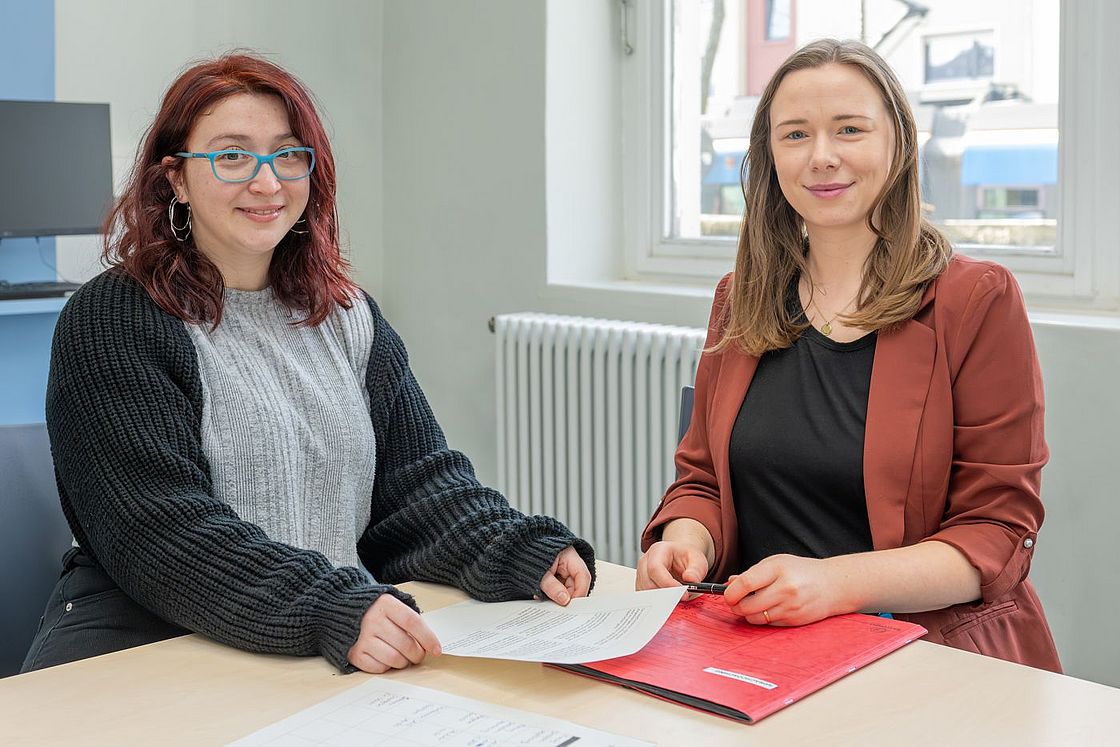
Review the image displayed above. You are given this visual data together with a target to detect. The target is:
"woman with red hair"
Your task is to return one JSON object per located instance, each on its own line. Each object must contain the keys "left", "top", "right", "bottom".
{"left": 22, "top": 53, "right": 593, "bottom": 674}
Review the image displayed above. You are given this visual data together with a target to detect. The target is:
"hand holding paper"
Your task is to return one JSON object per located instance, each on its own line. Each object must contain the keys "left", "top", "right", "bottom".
{"left": 538, "top": 545, "right": 593, "bottom": 605}
{"left": 347, "top": 593, "right": 442, "bottom": 674}
{"left": 423, "top": 587, "right": 683, "bottom": 664}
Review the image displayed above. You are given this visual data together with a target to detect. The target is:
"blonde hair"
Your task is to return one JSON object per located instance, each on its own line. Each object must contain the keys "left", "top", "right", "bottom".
{"left": 713, "top": 38, "right": 951, "bottom": 357}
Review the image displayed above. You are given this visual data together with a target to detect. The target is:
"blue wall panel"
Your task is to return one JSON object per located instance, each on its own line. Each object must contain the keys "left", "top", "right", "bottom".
{"left": 0, "top": 314, "right": 56, "bottom": 423}
{"left": 0, "top": 0, "right": 54, "bottom": 98}
{"left": 0, "top": 0, "right": 57, "bottom": 279}
{"left": 0, "top": 0, "right": 58, "bottom": 424}
{"left": 0, "top": 237, "right": 59, "bottom": 282}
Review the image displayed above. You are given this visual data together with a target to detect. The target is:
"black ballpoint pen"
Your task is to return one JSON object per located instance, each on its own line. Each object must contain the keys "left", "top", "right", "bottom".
{"left": 684, "top": 582, "right": 728, "bottom": 595}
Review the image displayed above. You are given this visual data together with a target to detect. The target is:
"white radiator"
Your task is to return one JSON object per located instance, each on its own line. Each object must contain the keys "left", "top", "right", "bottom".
{"left": 494, "top": 313, "right": 706, "bottom": 566}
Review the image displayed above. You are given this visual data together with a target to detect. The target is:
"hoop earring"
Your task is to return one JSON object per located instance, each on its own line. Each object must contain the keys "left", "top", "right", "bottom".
{"left": 289, "top": 215, "right": 309, "bottom": 235}
{"left": 168, "top": 197, "right": 192, "bottom": 242}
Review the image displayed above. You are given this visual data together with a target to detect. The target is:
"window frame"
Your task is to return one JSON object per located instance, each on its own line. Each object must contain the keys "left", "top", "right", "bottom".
{"left": 620, "top": 0, "right": 1120, "bottom": 311}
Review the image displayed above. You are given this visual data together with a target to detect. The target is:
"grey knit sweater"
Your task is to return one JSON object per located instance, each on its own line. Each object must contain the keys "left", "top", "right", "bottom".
{"left": 46, "top": 271, "right": 595, "bottom": 671}
{"left": 185, "top": 286, "right": 379, "bottom": 570}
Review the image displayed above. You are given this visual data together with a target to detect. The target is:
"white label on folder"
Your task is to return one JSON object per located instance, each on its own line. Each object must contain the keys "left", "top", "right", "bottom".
{"left": 703, "top": 667, "right": 778, "bottom": 690}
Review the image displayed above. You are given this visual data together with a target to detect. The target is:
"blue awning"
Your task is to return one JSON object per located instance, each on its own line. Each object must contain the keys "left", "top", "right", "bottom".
{"left": 704, "top": 151, "right": 746, "bottom": 185}
{"left": 961, "top": 144, "right": 1056, "bottom": 186}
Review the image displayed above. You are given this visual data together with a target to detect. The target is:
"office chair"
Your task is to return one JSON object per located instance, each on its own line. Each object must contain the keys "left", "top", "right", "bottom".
{"left": 0, "top": 423, "right": 74, "bottom": 677}
{"left": 677, "top": 385, "right": 695, "bottom": 445}
{"left": 673, "top": 385, "right": 696, "bottom": 484}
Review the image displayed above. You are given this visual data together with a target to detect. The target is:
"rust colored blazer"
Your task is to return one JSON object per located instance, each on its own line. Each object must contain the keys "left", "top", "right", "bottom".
{"left": 642, "top": 255, "right": 1061, "bottom": 672}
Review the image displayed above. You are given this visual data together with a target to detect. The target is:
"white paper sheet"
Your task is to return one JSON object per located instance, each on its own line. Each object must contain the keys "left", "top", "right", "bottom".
{"left": 422, "top": 587, "right": 683, "bottom": 664}
{"left": 228, "top": 677, "right": 651, "bottom": 747}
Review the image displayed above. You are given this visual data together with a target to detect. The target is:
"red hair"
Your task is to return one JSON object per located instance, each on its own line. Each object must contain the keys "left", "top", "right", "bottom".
{"left": 102, "top": 52, "right": 357, "bottom": 327}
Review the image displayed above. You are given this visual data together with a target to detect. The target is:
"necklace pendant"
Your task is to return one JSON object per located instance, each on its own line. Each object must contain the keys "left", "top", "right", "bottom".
{"left": 821, "top": 321, "right": 833, "bottom": 336}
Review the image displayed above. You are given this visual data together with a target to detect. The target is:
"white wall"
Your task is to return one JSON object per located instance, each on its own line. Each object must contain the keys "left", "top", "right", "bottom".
{"left": 53, "top": 0, "right": 385, "bottom": 297}
{"left": 546, "top": 0, "right": 622, "bottom": 285}
{"left": 380, "top": 1, "right": 1120, "bottom": 687}
{"left": 382, "top": 0, "right": 553, "bottom": 471}
{"left": 382, "top": 0, "right": 712, "bottom": 485}
{"left": 1029, "top": 321, "right": 1120, "bottom": 687}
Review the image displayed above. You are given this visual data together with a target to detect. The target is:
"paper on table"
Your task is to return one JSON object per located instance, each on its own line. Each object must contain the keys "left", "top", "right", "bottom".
{"left": 422, "top": 587, "right": 683, "bottom": 664}
{"left": 228, "top": 677, "right": 651, "bottom": 746}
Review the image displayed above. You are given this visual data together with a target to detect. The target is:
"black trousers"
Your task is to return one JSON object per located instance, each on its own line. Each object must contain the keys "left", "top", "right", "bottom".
{"left": 21, "top": 548, "right": 188, "bottom": 673}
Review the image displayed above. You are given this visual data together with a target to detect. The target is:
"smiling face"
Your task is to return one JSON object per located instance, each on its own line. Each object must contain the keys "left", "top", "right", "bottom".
{"left": 168, "top": 93, "right": 310, "bottom": 281}
{"left": 768, "top": 63, "right": 895, "bottom": 241}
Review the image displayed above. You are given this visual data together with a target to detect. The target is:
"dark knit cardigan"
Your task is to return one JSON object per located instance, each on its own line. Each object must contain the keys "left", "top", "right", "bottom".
{"left": 46, "top": 271, "right": 595, "bottom": 671}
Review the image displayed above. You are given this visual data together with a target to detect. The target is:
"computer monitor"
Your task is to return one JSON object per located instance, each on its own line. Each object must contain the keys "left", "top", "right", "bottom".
{"left": 0, "top": 100, "right": 113, "bottom": 238}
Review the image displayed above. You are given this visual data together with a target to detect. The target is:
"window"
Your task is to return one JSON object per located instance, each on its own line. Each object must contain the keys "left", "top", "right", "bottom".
{"left": 981, "top": 188, "right": 1041, "bottom": 214}
{"left": 924, "top": 32, "right": 995, "bottom": 85}
{"left": 621, "top": 0, "right": 1120, "bottom": 310}
{"left": 766, "top": 0, "right": 791, "bottom": 41}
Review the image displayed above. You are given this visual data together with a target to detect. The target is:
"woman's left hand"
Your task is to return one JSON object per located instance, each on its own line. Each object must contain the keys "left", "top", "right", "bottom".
{"left": 723, "top": 554, "right": 848, "bottom": 626}
{"left": 539, "top": 546, "right": 593, "bottom": 605}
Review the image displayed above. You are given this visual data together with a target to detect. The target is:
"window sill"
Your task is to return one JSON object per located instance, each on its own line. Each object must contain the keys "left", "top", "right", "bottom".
{"left": 542, "top": 280, "right": 1120, "bottom": 334}
{"left": 1029, "top": 309, "right": 1120, "bottom": 332}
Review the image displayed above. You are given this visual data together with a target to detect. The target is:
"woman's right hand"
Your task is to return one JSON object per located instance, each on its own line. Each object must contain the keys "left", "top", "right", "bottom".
{"left": 636, "top": 540, "right": 711, "bottom": 590}
{"left": 347, "top": 593, "right": 442, "bottom": 674}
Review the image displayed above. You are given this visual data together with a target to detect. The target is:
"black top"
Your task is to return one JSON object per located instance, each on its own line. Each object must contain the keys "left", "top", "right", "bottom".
{"left": 45, "top": 271, "right": 594, "bottom": 672}
{"left": 730, "top": 283, "right": 877, "bottom": 569}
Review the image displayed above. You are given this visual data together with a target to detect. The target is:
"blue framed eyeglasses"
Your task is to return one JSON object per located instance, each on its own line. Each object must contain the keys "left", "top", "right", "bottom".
{"left": 175, "top": 147, "right": 316, "bottom": 183}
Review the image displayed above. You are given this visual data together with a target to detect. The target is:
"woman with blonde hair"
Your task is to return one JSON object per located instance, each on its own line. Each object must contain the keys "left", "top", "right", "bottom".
{"left": 637, "top": 39, "right": 1059, "bottom": 671}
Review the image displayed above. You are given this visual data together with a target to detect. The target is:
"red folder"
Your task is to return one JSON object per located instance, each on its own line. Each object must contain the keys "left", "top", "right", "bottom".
{"left": 552, "top": 594, "right": 926, "bottom": 723}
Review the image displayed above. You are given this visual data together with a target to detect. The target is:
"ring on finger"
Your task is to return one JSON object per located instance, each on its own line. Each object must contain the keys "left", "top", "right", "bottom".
{"left": 762, "top": 609, "right": 771, "bottom": 624}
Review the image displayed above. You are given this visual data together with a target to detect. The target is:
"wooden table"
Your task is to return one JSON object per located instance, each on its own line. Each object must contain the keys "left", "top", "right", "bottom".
{"left": 1, "top": 562, "right": 1117, "bottom": 745}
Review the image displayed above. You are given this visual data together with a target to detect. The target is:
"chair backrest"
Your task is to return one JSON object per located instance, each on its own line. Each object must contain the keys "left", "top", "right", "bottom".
{"left": 677, "top": 385, "right": 696, "bottom": 445}
{"left": 0, "top": 423, "right": 73, "bottom": 677}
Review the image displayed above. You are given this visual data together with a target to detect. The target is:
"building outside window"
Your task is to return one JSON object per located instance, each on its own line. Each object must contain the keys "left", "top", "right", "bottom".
{"left": 621, "top": 0, "right": 1120, "bottom": 309}
{"left": 672, "top": 0, "right": 1058, "bottom": 247}
{"left": 765, "top": 0, "right": 792, "bottom": 40}
{"left": 924, "top": 32, "right": 995, "bottom": 84}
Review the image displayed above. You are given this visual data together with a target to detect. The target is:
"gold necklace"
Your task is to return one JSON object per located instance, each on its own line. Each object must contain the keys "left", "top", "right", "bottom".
{"left": 804, "top": 290, "right": 858, "bottom": 337}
